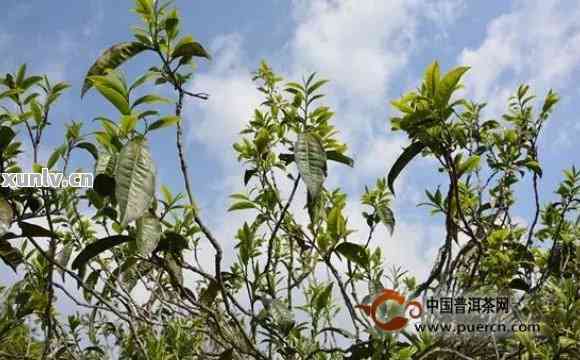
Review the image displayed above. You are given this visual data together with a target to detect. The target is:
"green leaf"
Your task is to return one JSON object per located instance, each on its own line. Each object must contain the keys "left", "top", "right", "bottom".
{"left": 83, "top": 270, "right": 101, "bottom": 301}
{"left": 131, "top": 94, "right": 171, "bottom": 109}
{"left": 458, "top": 155, "right": 480, "bottom": 176}
{"left": 135, "top": 0, "right": 154, "bottom": 18}
{"left": 424, "top": 61, "right": 440, "bottom": 97}
{"left": 307, "top": 79, "right": 329, "bottom": 95}
{"left": 154, "top": 232, "right": 189, "bottom": 254}
{"left": 164, "top": 10, "right": 180, "bottom": 40}
{"left": 314, "top": 283, "right": 333, "bottom": 312}
{"left": 255, "top": 128, "right": 271, "bottom": 153}
{"left": 71, "top": 235, "right": 133, "bottom": 270}
{"left": 94, "top": 174, "right": 116, "bottom": 198}
{"left": 94, "top": 83, "right": 131, "bottom": 115}
{"left": 47, "top": 145, "right": 66, "bottom": 169}
{"left": 160, "top": 185, "right": 173, "bottom": 204}
{"left": 326, "top": 150, "right": 354, "bottom": 167}
{"left": 435, "top": 66, "right": 470, "bottom": 108}
{"left": 136, "top": 213, "right": 161, "bottom": 257}
{"left": 377, "top": 205, "right": 395, "bottom": 235}
{"left": 165, "top": 253, "right": 183, "bottom": 287}
{"left": 84, "top": 347, "right": 106, "bottom": 356}
{"left": 347, "top": 342, "right": 372, "bottom": 360}
{"left": 218, "top": 349, "right": 233, "bottom": 360}
{"left": 89, "top": 72, "right": 128, "bottom": 99}
{"left": 200, "top": 280, "right": 220, "bottom": 305}
{"left": 387, "top": 141, "right": 425, "bottom": 195}
{"left": 137, "top": 110, "right": 160, "bottom": 119}
{"left": 0, "top": 239, "right": 23, "bottom": 271}
{"left": 19, "top": 221, "right": 58, "bottom": 238}
{"left": 509, "top": 278, "right": 530, "bottom": 292}
{"left": 524, "top": 159, "right": 543, "bottom": 177}
{"left": 119, "top": 115, "right": 138, "bottom": 135}
{"left": 171, "top": 36, "right": 211, "bottom": 60}
{"left": 295, "top": 132, "right": 327, "bottom": 199}
{"left": 0, "top": 198, "right": 13, "bottom": 237}
{"left": 244, "top": 168, "right": 257, "bottom": 185}
{"left": 129, "top": 72, "right": 158, "bottom": 92}
{"left": 115, "top": 138, "right": 156, "bottom": 227}
{"left": 76, "top": 142, "right": 99, "bottom": 160}
{"left": 228, "top": 201, "right": 256, "bottom": 212}
{"left": 335, "top": 242, "right": 368, "bottom": 268}
{"left": 0, "top": 89, "right": 21, "bottom": 100}
{"left": 541, "top": 90, "right": 559, "bottom": 115}
{"left": 81, "top": 42, "right": 148, "bottom": 97}
{"left": 15, "top": 64, "right": 26, "bottom": 86}
{"left": 21, "top": 76, "right": 43, "bottom": 91}
{"left": 279, "top": 153, "right": 294, "bottom": 165}
{"left": 30, "top": 100, "right": 43, "bottom": 126}
{"left": 147, "top": 116, "right": 180, "bottom": 131}
{"left": 0, "top": 126, "right": 15, "bottom": 151}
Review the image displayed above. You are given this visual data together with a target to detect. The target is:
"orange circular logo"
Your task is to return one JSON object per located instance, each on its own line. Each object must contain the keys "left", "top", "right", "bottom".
{"left": 356, "top": 289, "right": 423, "bottom": 331}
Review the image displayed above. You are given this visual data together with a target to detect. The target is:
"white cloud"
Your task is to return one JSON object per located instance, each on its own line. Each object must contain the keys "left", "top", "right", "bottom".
{"left": 422, "top": 0, "right": 466, "bottom": 28}
{"left": 290, "top": 0, "right": 415, "bottom": 104}
{"left": 358, "top": 136, "right": 407, "bottom": 180}
{"left": 82, "top": 1, "right": 105, "bottom": 39}
{"left": 186, "top": 34, "right": 262, "bottom": 170}
{"left": 459, "top": 0, "right": 580, "bottom": 113}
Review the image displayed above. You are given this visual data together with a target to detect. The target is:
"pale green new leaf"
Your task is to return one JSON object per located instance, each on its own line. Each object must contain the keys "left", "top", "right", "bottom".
{"left": 147, "top": 116, "right": 180, "bottom": 131}
{"left": 136, "top": 213, "right": 162, "bottom": 256}
{"left": 524, "top": 159, "right": 543, "bottom": 177}
{"left": 129, "top": 72, "right": 158, "bottom": 92}
{"left": 89, "top": 72, "right": 128, "bottom": 99}
{"left": 228, "top": 201, "right": 257, "bottom": 212}
{"left": 434, "top": 66, "right": 470, "bottom": 108}
{"left": 131, "top": 94, "right": 172, "bottom": 109}
{"left": 47, "top": 145, "right": 66, "bottom": 169}
{"left": 94, "top": 84, "right": 131, "bottom": 115}
{"left": 15, "top": 64, "right": 27, "bottom": 85}
{"left": 295, "top": 132, "right": 327, "bottom": 199}
{"left": 135, "top": 0, "right": 154, "bottom": 18}
{"left": 458, "top": 155, "right": 480, "bottom": 176}
{"left": 424, "top": 61, "right": 440, "bottom": 97}
{"left": 314, "top": 283, "right": 333, "bottom": 312}
{"left": 115, "top": 138, "right": 156, "bottom": 227}
{"left": 119, "top": 115, "right": 138, "bottom": 135}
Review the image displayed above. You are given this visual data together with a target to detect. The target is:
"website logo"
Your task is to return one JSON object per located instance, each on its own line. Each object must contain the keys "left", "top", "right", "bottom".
{"left": 1, "top": 168, "right": 93, "bottom": 188}
{"left": 356, "top": 288, "right": 423, "bottom": 331}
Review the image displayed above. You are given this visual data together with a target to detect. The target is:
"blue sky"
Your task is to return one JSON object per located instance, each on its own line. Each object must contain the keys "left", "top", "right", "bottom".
{"left": 2, "top": 0, "right": 580, "bottom": 282}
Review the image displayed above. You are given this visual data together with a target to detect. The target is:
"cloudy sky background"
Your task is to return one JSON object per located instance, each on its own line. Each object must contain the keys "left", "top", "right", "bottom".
{"left": 1, "top": 0, "right": 580, "bottom": 299}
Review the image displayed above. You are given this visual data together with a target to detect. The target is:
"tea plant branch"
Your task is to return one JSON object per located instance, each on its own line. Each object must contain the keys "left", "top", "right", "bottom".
{"left": 18, "top": 234, "right": 131, "bottom": 323}
{"left": 40, "top": 189, "right": 57, "bottom": 360}
{"left": 263, "top": 174, "right": 301, "bottom": 295}
{"left": 324, "top": 257, "right": 364, "bottom": 333}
